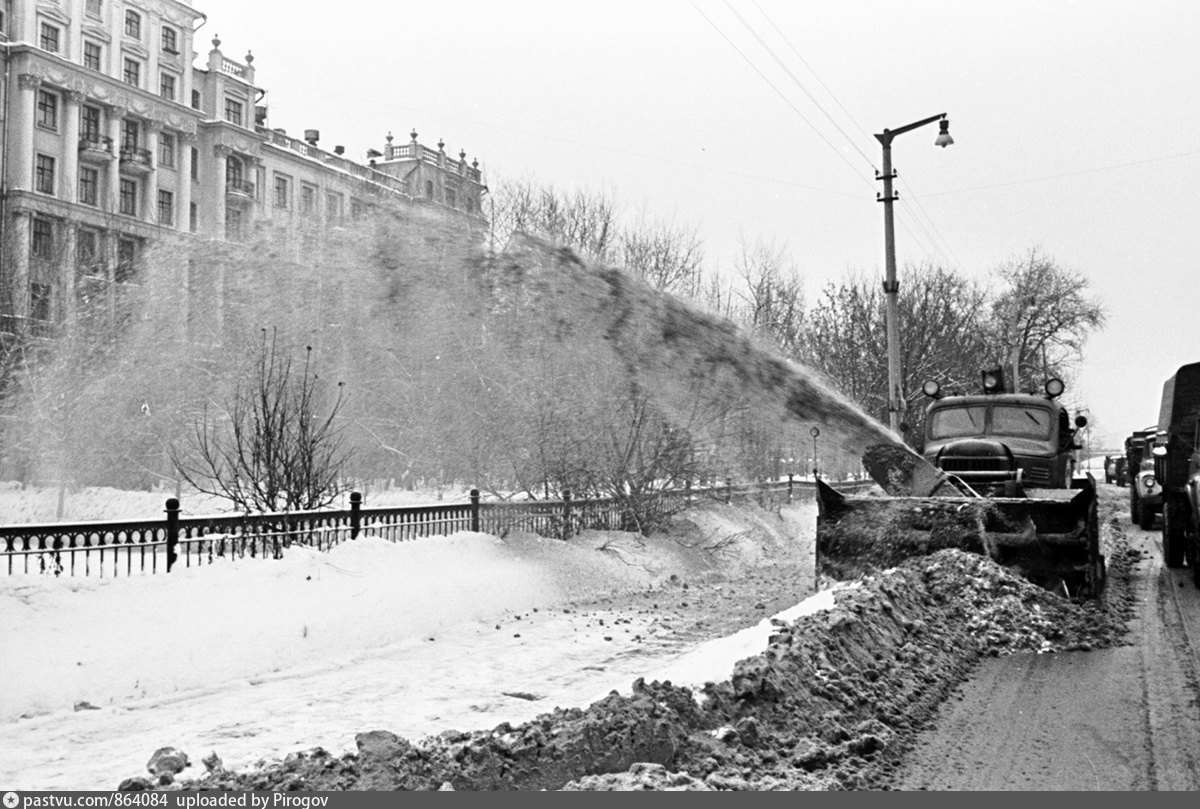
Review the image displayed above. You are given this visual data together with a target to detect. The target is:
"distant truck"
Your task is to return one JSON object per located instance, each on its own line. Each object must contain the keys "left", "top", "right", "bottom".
{"left": 1153, "top": 361, "right": 1200, "bottom": 585}
{"left": 1126, "top": 426, "right": 1162, "bottom": 529}
{"left": 1108, "top": 453, "right": 1128, "bottom": 484}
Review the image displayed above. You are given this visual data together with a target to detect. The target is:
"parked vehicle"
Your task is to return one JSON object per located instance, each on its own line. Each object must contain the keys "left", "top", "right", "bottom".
{"left": 1127, "top": 426, "right": 1162, "bottom": 529}
{"left": 1131, "top": 458, "right": 1163, "bottom": 529}
{"left": 1114, "top": 456, "right": 1128, "bottom": 487}
{"left": 1153, "top": 361, "right": 1200, "bottom": 585}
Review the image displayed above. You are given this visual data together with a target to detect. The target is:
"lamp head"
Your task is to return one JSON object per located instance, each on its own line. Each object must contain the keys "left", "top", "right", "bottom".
{"left": 935, "top": 118, "right": 954, "bottom": 148}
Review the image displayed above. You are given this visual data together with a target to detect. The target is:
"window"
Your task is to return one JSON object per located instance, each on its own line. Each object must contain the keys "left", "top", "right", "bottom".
{"left": 424, "top": 180, "right": 434, "bottom": 199}
{"left": 929, "top": 406, "right": 987, "bottom": 440}
{"left": 77, "top": 229, "right": 101, "bottom": 271}
{"left": 36, "top": 90, "right": 58, "bottom": 130}
{"left": 123, "top": 58, "right": 141, "bottom": 88}
{"left": 119, "top": 178, "right": 138, "bottom": 216}
{"left": 191, "top": 89, "right": 201, "bottom": 110}
{"left": 190, "top": 147, "right": 199, "bottom": 181}
{"left": 301, "top": 185, "right": 316, "bottom": 214}
{"left": 79, "top": 167, "right": 99, "bottom": 206}
{"left": 157, "top": 190, "right": 174, "bottom": 226}
{"left": 223, "top": 98, "right": 243, "bottom": 126}
{"left": 81, "top": 105, "right": 102, "bottom": 143}
{"left": 189, "top": 202, "right": 198, "bottom": 233}
{"left": 31, "top": 218, "right": 55, "bottom": 260}
{"left": 445, "top": 188, "right": 456, "bottom": 208}
{"left": 225, "top": 208, "right": 244, "bottom": 242}
{"left": 116, "top": 238, "right": 137, "bottom": 282}
{"left": 158, "top": 133, "right": 176, "bottom": 168}
{"left": 40, "top": 23, "right": 60, "bottom": 53}
{"left": 326, "top": 192, "right": 344, "bottom": 223}
{"left": 226, "top": 156, "right": 243, "bottom": 189}
{"left": 991, "top": 405, "right": 1054, "bottom": 440}
{"left": 159, "top": 72, "right": 177, "bottom": 101}
{"left": 351, "top": 199, "right": 365, "bottom": 220}
{"left": 85, "top": 0, "right": 103, "bottom": 19}
{"left": 274, "top": 175, "right": 290, "bottom": 208}
{"left": 161, "top": 26, "right": 178, "bottom": 54}
{"left": 30, "top": 283, "right": 52, "bottom": 324}
{"left": 84, "top": 41, "right": 103, "bottom": 71}
{"left": 121, "top": 119, "right": 140, "bottom": 151}
{"left": 35, "top": 155, "right": 56, "bottom": 195}
{"left": 124, "top": 10, "right": 141, "bottom": 39}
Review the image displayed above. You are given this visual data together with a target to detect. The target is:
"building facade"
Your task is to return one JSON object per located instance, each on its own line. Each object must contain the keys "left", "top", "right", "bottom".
{"left": 0, "top": 0, "right": 487, "bottom": 345}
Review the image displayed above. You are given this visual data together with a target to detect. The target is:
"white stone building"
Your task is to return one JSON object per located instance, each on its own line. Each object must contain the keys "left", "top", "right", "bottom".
{"left": 0, "top": 0, "right": 487, "bottom": 344}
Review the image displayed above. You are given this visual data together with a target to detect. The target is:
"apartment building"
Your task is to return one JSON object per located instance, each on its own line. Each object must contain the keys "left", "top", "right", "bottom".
{"left": 0, "top": 0, "right": 487, "bottom": 344}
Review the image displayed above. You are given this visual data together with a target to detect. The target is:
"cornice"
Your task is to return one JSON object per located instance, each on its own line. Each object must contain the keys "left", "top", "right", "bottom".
{"left": 34, "top": 3, "right": 72, "bottom": 26}
{"left": 81, "top": 23, "right": 111, "bottom": 44}
{"left": 17, "top": 52, "right": 203, "bottom": 136}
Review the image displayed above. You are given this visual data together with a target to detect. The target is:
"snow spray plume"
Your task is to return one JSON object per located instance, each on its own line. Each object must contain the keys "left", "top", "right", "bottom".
{"left": 493, "top": 236, "right": 913, "bottom": 465}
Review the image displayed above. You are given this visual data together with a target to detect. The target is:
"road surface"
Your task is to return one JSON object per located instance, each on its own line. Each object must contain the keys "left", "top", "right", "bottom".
{"left": 893, "top": 485, "right": 1200, "bottom": 790}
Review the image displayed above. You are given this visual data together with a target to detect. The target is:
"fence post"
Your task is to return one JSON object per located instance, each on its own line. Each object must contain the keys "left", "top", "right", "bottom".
{"left": 165, "top": 498, "right": 180, "bottom": 572}
{"left": 562, "top": 489, "right": 572, "bottom": 541}
{"left": 787, "top": 473, "right": 794, "bottom": 504}
{"left": 470, "top": 488, "right": 480, "bottom": 533}
{"left": 350, "top": 491, "right": 362, "bottom": 539}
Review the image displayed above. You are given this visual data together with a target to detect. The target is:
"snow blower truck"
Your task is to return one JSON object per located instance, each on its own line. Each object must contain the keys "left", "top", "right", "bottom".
{"left": 816, "top": 368, "right": 1105, "bottom": 599}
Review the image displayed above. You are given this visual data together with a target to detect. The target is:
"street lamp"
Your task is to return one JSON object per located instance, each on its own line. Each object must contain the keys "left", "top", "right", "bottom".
{"left": 810, "top": 426, "right": 820, "bottom": 478}
{"left": 875, "top": 112, "right": 953, "bottom": 438}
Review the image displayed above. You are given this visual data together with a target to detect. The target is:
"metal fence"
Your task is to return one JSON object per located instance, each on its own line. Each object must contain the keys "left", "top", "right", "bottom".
{"left": 0, "top": 476, "right": 875, "bottom": 578}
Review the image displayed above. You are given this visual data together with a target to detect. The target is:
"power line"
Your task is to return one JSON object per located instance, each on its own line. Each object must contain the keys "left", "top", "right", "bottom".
{"left": 689, "top": 0, "right": 877, "bottom": 194}
{"left": 923, "top": 149, "right": 1200, "bottom": 197}
{"left": 722, "top": 0, "right": 877, "bottom": 173}
{"left": 713, "top": 3, "right": 957, "bottom": 268}
{"left": 749, "top": 1, "right": 878, "bottom": 163}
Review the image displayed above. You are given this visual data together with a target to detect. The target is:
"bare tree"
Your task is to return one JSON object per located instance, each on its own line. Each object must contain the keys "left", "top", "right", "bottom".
{"left": 798, "top": 263, "right": 991, "bottom": 447}
{"left": 487, "top": 175, "right": 618, "bottom": 262}
{"left": 170, "top": 330, "right": 349, "bottom": 512}
{"left": 617, "top": 216, "right": 705, "bottom": 298}
{"left": 988, "top": 248, "right": 1107, "bottom": 393}
{"left": 731, "top": 235, "right": 805, "bottom": 356}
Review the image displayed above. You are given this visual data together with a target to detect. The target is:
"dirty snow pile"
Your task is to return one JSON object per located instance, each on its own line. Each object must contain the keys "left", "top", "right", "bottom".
{"left": 123, "top": 543, "right": 1134, "bottom": 792}
{"left": 1, "top": 498, "right": 819, "bottom": 791}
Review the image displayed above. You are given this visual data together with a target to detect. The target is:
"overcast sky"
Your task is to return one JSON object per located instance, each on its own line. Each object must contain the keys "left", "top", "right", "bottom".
{"left": 193, "top": 0, "right": 1200, "bottom": 448}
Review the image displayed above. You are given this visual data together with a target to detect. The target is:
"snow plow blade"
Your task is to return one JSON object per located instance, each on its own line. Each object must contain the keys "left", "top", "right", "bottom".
{"left": 815, "top": 453, "right": 1105, "bottom": 600}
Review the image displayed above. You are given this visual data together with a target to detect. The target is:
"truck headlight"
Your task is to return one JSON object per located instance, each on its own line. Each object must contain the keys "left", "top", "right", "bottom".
{"left": 1144, "top": 475, "right": 1156, "bottom": 489}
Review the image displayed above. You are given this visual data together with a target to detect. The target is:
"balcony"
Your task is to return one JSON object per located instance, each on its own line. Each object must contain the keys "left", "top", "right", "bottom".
{"left": 226, "top": 180, "right": 256, "bottom": 205}
{"left": 78, "top": 135, "right": 114, "bottom": 163}
{"left": 119, "top": 146, "right": 153, "bottom": 174}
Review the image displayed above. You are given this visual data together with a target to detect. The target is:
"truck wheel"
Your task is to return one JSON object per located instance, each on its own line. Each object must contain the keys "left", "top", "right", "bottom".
{"left": 1163, "top": 496, "right": 1186, "bottom": 568}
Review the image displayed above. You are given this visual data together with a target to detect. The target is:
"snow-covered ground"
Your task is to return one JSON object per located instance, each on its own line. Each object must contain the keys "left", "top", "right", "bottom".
{"left": 0, "top": 493, "right": 831, "bottom": 791}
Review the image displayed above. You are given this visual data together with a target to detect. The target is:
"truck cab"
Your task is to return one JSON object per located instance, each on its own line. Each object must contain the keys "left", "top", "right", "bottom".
{"left": 920, "top": 369, "right": 1086, "bottom": 495}
{"left": 1153, "top": 360, "right": 1200, "bottom": 581}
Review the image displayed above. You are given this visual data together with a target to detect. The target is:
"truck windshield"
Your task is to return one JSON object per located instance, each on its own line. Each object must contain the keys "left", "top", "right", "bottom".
{"left": 928, "top": 405, "right": 986, "bottom": 438}
{"left": 990, "top": 404, "right": 1053, "bottom": 439}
